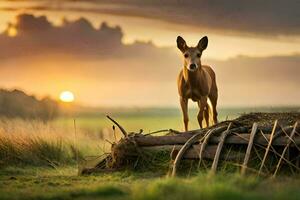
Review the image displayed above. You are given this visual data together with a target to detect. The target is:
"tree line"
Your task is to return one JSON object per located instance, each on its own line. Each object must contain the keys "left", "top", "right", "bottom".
{"left": 0, "top": 89, "right": 59, "bottom": 121}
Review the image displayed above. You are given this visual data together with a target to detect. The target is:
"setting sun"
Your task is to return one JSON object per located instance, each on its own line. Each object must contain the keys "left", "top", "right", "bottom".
{"left": 59, "top": 91, "right": 75, "bottom": 103}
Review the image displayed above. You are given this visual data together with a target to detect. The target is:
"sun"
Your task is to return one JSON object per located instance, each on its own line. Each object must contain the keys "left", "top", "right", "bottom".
{"left": 59, "top": 91, "right": 75, "bottom": 103}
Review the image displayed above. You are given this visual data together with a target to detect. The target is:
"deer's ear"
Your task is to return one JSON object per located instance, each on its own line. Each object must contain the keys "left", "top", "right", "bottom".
{"left": 177, "top": 36, "right": 188, "bottom": 52}
{"left": 197, "top": 36, "right": 208, "bottom": 51}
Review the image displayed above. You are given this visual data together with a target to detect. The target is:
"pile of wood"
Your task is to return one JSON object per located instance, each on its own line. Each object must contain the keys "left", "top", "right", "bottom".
{"left": 80, "top": 113, "right": 300, "bottom": 177}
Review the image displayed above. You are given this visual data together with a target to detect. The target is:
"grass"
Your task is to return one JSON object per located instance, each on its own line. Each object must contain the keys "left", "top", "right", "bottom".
{"left": 0, "top": 167, "right": 299, "bottom": 200}
{"left": 0, "top": 107, "right": 300, "bottom": 200}
{"left": 0, "top": 118, "right": 108, "bottom": 168}
{"left": 0, "top": 107, "right": 243, "bottom": 167}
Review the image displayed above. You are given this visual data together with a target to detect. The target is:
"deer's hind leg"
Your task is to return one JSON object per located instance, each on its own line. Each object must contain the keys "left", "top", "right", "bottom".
{"left": 204, "top": 105, "right": 210, "bottom": 127}
{"left": 209, "top": 92, "right": 218, "bottom": 124}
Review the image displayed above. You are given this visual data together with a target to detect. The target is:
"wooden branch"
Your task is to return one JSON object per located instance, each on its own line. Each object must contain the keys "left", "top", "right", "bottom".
{"left": 258, "top": 120, "right": 277, "bottom": 175}
{"left": 197, "top": 126, "right": 228, "bottom": 169}
{"left": 171, "top": 132, "right": 205, "bottom": 177}
{"left": 232, "top": 130, "right": 300, "bottom": 171}
{"left": 253, "top": 146, "right": 270, "bottom": 174}
{"left": 211, "top": 123, "right": 232, "bottom": 174}
{"left": 241, "top": 123, "right": 258, "bottom": 175}
{"left": 257, "top": 131, "right": 300, "bottom": 172}
{"left": 259, "top": 130, "right": 279, "bottom": 164}
{"left": 273, "top": 122, "right": 298, "bottom": 177}
{"left": 106, "top": 115, "right": 128, "bottom": 137}
{"left": 168, "top": 144, "right": 243, "bottom": 160}
{"left": 273, "top": 125, "right": 298, "bottom": 140}
{"left": 279, "top": 124, "right": 300, "bottom": 152}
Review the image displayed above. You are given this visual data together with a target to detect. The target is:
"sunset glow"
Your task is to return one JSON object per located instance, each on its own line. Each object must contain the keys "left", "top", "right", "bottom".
{"left": 59, "top": 91, "right": 75, "bottom": 103}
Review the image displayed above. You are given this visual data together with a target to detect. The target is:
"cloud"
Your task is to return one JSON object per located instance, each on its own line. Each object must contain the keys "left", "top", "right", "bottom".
{"left": 0, "top": 13, "right": 174, "bottom": 61}
{"left": 0, "top": 13, "right": 126, "bottom": 59}
{"left": 7, "top": 0, "right": 300, "bottom": 37}
{"left": 0, "top": 13, "right": 177, "bottom": 81}
{"left": 87, "top": 0, "right": 300, "bottom": 36}
{"left": 0, "top": 13, "right": 299, "bottom": 107}
{"left": 210, "top": 55, "right": 300, "bottom": 84}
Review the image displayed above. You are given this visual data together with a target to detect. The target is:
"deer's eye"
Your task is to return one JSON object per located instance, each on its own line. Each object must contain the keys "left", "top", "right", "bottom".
{"left": 184, "top": 53, "right": 189, "bottom": 58}
{"left": 197, "top": 53, "right": 201, "bottom": 58}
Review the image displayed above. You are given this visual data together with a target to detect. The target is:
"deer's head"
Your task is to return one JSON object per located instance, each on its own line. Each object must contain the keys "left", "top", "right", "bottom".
{"left": 177, "top": 36, "right": 208, "bottom": 72}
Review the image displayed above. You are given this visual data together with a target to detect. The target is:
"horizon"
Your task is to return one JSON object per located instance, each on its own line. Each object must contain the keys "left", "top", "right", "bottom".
{"left": 3, "top": 87, "right": 300, "bottom": 111}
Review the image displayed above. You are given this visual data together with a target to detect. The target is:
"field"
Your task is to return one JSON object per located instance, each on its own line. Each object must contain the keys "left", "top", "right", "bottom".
{"left": 0, "top": 107, "right": 300, "bottom": 200}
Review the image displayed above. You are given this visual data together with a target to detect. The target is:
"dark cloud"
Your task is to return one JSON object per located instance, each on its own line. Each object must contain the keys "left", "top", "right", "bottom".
{"left": 0, "top": 13, "right": 126, "bottom": 59}
{"left": 91, "top": 0, "right": 300, "bottom": 36}
{"left": 0, "top": 13, "right": 174, "bottom": 61}
{"left": 8, "top": 0, "right": 300, "bottom": 37}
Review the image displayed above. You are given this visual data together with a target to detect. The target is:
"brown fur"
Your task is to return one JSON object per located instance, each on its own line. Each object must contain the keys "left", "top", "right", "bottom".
{"left": 177, "top": 36, "right": 218, "bottom": 131}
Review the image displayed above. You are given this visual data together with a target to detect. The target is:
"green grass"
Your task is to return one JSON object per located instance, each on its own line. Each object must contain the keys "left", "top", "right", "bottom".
{"left": 0, "top": 167, "right": 299, "bottom": 200}
{"left": 1, "top": 107, "right": 300, "bottom": 200}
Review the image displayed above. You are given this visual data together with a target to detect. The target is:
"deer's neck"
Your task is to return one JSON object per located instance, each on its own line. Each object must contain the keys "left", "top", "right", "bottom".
{"left": 183, "top": 66, "right": 202, "bottom": 87}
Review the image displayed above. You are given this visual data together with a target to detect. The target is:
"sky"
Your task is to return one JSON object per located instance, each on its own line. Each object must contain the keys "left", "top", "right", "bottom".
{"left": 0, "top": 0, "right": 299, "bottom": 107}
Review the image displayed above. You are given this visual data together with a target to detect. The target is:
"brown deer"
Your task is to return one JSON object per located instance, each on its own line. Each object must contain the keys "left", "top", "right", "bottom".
{"left": 177, "top": 36, "right": 218, "bottom": 131}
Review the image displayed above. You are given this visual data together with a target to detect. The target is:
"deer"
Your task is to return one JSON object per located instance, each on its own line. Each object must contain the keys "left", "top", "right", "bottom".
{"left": 176, "top": 36, "right": 218, "bottom": 131}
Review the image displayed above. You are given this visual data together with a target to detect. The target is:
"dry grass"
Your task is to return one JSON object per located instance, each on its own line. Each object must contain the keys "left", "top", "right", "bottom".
{"left": 0, "top": 118, "right": 109, "bottom": 167}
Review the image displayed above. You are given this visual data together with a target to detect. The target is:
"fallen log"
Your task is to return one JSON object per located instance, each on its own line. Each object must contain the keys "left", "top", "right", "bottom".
{"left": 134, "top": 135, "right": 194, "bottom": 146}
{"left": 133, "top": 133, "right": 300, "bottom": 147}
{"left": 141, "top": 144, "right": 244, "bottom": 160}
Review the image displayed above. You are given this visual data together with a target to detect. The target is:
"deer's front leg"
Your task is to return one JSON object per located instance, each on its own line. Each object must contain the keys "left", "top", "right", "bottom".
{"left": 197, "top": 96, "right": 208, "bottom": 129}
{"left": 180, "top": 97, "right": 189, "bottom": 131}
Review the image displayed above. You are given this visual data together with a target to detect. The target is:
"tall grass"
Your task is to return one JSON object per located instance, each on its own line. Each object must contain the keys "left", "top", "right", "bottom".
{"left": 0, "top": 118, "right": 109, "bottom": 167}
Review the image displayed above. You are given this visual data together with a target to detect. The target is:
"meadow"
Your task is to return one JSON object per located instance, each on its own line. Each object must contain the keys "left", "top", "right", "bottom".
{"left": 0, "top": 107, "right": 299, "bottom": 200}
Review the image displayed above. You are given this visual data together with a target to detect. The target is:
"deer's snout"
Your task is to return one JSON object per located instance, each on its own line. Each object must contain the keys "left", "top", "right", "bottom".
{"left": 189, "top": 63, "right": 197, "bottom": 71}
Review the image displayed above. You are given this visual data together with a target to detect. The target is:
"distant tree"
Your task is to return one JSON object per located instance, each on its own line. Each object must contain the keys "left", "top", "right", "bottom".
{"left": 0, "top": 89, "right": 59, "bottom": 121}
